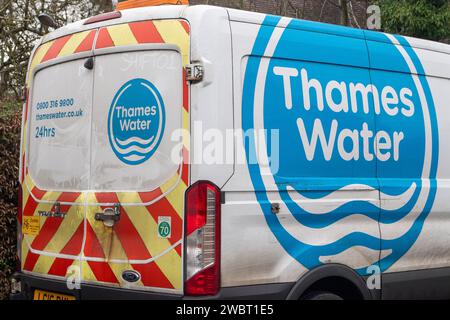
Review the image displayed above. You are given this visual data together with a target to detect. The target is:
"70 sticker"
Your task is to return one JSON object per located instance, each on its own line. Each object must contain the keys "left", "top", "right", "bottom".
{"left": 158, "top": 216, "right": 171, "bottom": 239}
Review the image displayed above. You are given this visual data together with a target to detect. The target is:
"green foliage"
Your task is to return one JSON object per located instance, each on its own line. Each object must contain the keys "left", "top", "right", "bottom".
{"left": 0, "top": 0, "right": 113, "bottom": 100}
{"left": 0, "top": 102, "right": 21, "bottom": 300}
{"left": 375, "top": 0, "right": 450, "bottom": 41}
{"left": 0, "top": 100, "right": 21, "bottom": 118}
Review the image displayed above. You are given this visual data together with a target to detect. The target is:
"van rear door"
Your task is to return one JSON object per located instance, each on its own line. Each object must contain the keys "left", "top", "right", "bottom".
{"left": 23, "top": 20, "right": 190, "bottom": 294}
{"left": 24, "top": 56, "right": 92, "bottom": 276}
{"left": 83, "top": 45, "right": 184, "bottom": 291}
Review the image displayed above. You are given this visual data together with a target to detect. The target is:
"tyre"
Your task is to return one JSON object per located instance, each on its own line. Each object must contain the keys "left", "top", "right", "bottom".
{"left": 301, "top": 291, "right": 344, "bottom": 300}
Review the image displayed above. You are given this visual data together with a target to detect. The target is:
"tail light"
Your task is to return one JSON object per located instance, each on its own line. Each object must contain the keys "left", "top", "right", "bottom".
{"left": 16, "top": 185, "right": 23, "bottom": 269}
{"left": 184, "top": 181, "right": 221, "bottom": 296}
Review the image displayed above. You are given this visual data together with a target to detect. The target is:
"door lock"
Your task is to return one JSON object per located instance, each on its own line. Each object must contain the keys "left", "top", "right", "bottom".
{"left": 84, "top": 57, "right": 94, "bottom": 70}
{"left": 95, "top": 204, "right": 120, "bottom": 227}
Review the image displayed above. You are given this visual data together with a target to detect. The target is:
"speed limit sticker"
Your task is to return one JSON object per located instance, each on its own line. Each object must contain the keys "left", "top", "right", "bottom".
{"left": 158, "top": 216, "right": 171, "bottom": 239}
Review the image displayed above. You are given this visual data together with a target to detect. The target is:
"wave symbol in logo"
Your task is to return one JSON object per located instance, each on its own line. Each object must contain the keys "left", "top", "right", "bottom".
{"left": 108, "top": 78, "right": 165, "bottom": 165}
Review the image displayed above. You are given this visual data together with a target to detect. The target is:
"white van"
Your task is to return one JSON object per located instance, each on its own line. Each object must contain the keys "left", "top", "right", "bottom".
{"left": 11, "top": 2, "right": 450, "bottom": 300}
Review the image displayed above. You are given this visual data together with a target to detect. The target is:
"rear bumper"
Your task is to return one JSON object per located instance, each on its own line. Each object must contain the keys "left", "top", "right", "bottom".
{"left": 10, "top": 272, "right": 293, "bottom": 300}
{"left": 11, "top": 272, "right": 182, "bottom": 300}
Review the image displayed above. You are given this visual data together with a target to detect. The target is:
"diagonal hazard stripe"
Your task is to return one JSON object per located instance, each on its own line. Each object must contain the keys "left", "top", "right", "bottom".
{"left": 119, "top": 192, "right": 179, "bottom": 251}
{"left": 27, "top": 40, "right": 54, "bottom": 86}
{"left": 130, "top": 193, "right": 183, "bottom": 288}
{"left": 22, "top": 241, "right": 37, "bottom": 272}
{"left": 58, "top": 30, "right": 94, "bottom": 57}
{"left": 22, "top": 184, "right": 31, "bottom": 216}
{"left": 153, "top": 20, "right": 189, "bottom": 66}
{"left": 23, "top": 186, "right": 47, "bottom": 216}
{"left": 22, "top": 175, "right": 35, "bottom": 204}
{"left": 74, "top": 29, "right": 96, "bottom": 53}
{"left": 159, "top": 176, "right": 186, "bottom": 220}
{"left": 48, "top": 258, "right": 77, "bottom": 277}
{"left": 95, "top": 27, "right": 115, "bottom": 49}
{"left": 129, "top": 20, "right": 164, "bottom": 44}
{"left": 136, "top": 193, "right": 182, "bottom": 251}
{"left": 95, "top": 193, "right": 151, "bottom": 260}
{"left": 40, "top": 190, "right": 63, "bottom": 202}
{"left": 99, "top": 192, "right": 175, "bottom": 289}
{"left": 83, "top": 193, "right": 142, "bottom": 285}
{"left": 32, "top": 198, "right": 83, "bottom": 275}
{"left": 107, "top": 24, "right": 138, "bottom": 47}
{"left": 83, "top": 193, "right": 134, "bottom": 285}
{"left": 84, "top": 221, "right": 107, "bottom": 258}
{"left": 47, "top": 222, "right": 84, "bottom": 276}
{"left": 24, "top": 192, "right": 80, "bottom": 272}
{"left": 41, "top": 35, "right": 72, "bottom": 63}
{"left": 132, "top": 262, "right": 175, "bottom": 289}
{"left": 145, "top": 245, "right": 181, "bottom": 289}
{"left": 81, "top": 261, "right": 97, "bottom": 283}
{"left": 83, "top": 222, "right": 119, "bottom": 284}
{"left": 41, "top": 195, "right": 83, "bottom": 255}
{"left": 29, "top": 193, "right": 80, "bottom": 250}
{"left": 179, "top": 20, "right": 190, "bottom": 35}
{"left": 23, "top": 242, "right": 40, "bottom": 271}
{"left": 32, "top": 255, "right": 56, "bottom": 275}
{"left": 87, "top": 261, "right": 119, "bottom": 284}
{"left": 84, "top": 217, "right": 134, "bottom": 284}
{"left": 21, "top": 236, "right": 30, "bottom": 269}
{"left": 105, "top": 232, "right": 143, "bottom": 286}
{"left": 84, "top": 194, "right": 113, "bottom": 259}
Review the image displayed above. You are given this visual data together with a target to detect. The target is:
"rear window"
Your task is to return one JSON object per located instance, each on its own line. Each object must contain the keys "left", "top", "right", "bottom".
{"left": 90, "top": 50, "right": 182, "bottom": 191}
{"left": 28, "top": 58, "right": 92, "bottom": 191}
{"left": 28, "top": 48, "right": 183, "bottom": 192}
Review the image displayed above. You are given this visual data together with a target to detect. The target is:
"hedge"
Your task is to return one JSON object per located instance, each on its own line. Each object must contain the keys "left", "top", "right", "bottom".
{"left": 0, "top": 101, "right": 21, "bottom": 300}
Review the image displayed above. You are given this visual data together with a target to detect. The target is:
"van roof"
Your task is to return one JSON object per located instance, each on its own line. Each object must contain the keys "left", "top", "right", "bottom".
{"left": 41, "top": 4, "right": 189, "bottom": 44}
{"left": 39, "top": 4, "right": 450, "bottom": 56}
{"left": 227, "top": 7, "right": 450, "bottom": 56}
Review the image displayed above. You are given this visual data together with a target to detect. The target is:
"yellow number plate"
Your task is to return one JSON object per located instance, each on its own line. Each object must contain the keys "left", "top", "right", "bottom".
{"left": 33, "top": 289, "right": 75, "bottom": 300}
{"left": 22, "top": 216, "right": 40, "bottom": 236}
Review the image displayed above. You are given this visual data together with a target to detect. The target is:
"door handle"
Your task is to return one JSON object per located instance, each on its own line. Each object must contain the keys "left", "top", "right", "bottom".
{"left": 95, "top": 204, "right": 120, "bottom": 227}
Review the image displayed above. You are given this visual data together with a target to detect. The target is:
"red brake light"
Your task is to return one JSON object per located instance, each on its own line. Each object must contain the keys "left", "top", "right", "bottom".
{"left": 184, "top": 181, "right": 221, "bottom": 296}
{"left": 84, "top": 11, "right": 122, "bottom": 25}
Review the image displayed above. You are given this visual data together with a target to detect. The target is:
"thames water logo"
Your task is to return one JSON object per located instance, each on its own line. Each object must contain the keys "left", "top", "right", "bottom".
{"left": 243, "top": 16, "right": 438, "bottom": 274}
{"left": 108, "top": 78, "right": 165, "bottom": 165}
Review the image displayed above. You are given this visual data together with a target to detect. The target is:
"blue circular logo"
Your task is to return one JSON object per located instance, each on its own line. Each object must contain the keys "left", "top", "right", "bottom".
{"left": 242, "top": 17, "right": 438, "bottom": 274}
{"left": 108, "top": 78, "right": 165, "bottom": 165}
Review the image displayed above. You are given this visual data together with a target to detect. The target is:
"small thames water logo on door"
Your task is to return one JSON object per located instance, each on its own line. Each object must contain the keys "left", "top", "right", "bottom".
{"left": 108, "top": 78, "right": 165, "bottom": 165}
{"left": 158, "top": 216, "right": 171, "bottom": 239}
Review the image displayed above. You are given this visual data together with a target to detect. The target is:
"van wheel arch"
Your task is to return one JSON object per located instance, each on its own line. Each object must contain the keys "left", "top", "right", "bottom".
{"left": 286, "top": 264, "right": 375, "bottom": 300}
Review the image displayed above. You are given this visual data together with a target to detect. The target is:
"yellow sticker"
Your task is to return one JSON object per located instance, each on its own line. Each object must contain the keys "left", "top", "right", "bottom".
{"left": 23, "top": 216, "right": 40, "bottom": 236}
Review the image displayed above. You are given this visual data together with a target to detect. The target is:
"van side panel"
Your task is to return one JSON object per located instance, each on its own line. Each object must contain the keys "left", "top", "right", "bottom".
{"left": 223, "top": 16, "right": 382, "bottom": 287}
{"left": 185, "top": 6, "right": 234, "bottom": 187}
{"left": 225, "top": 13, "right": 450, "bottom": 297}
{"left": 366, "top": 35, "right": 450, "bottom": 298}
